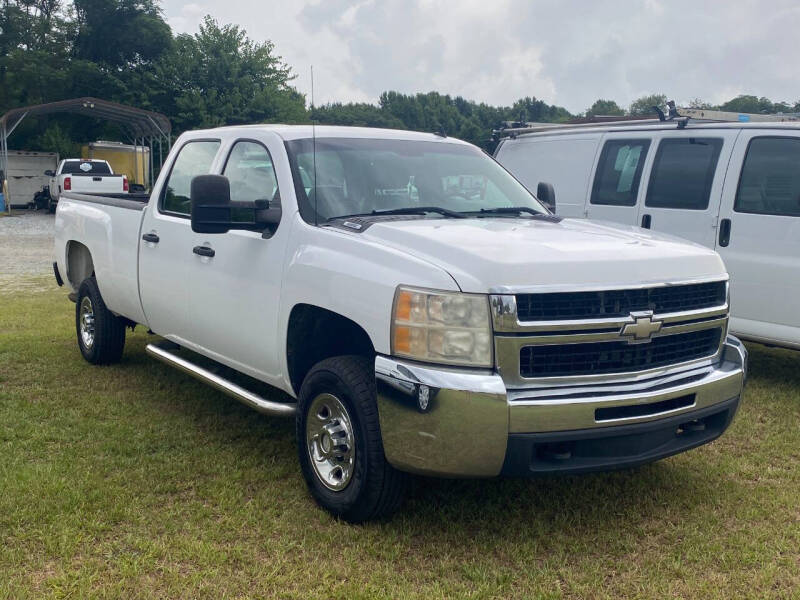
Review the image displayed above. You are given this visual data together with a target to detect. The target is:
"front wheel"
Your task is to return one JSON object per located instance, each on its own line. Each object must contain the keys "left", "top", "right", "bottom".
{"left": 297, "top": 356, "right": 408, "bottom": 522}
{"left": 76, "top": 277, "right": 126, "bottom": 364}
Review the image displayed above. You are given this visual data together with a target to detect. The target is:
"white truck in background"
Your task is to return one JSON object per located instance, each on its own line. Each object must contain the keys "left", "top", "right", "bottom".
{"left": 53, "top": 125, "right": 746, "bottom": 521}
{"left": 46, "top": 159, "right": 128, "bottom": 211}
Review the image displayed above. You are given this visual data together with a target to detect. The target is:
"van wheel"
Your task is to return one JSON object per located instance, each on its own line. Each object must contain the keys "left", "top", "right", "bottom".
{"left": 297, "top": 356, "right": 408, "bottom": 523}
{"left": 76, "top": 277, "right": 126, "bottom": 364}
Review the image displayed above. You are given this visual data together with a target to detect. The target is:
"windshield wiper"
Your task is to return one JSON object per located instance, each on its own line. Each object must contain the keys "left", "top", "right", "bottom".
{"left": 329, "top": 206, "right": 467, "bottom": 221}
{"left": 471, "top": 206, "right": 547, "bottom": 217}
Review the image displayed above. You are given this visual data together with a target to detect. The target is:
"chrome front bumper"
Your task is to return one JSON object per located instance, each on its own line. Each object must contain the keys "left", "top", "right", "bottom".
{"left": 375, "top": 336, "right": 747, "bottom": 478}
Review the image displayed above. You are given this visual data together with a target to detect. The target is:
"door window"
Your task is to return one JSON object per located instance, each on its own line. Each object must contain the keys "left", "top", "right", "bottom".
{"left": 161, "top": 140, "right": 220, "bottom": 215}
{"left": 590, "top": 139, "right": 651, "bottom": 206}
{"left": 223, "top": 141, "right": 280, "bottom": 203}
{"left": 223, "top": 141, "right": 281, "bottom": 224}
{"left": 645, "top": 138, "right": 723, "bottom": 210}
{"left": 735, "top": 137, "right": 800, "bottom": 217}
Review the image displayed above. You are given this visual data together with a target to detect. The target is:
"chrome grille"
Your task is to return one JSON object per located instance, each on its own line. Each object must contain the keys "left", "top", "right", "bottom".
{"left": 519, "top": 328, "right": 722, "bottom": 378}
{"left": 491, "top": 278, "right": 729, "bottom": 389}
{"left": 515, "top": 281, "right": 726, "bottom": 322}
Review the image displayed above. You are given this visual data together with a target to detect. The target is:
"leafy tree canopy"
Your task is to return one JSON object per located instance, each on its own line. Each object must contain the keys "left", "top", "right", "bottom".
{"left": 629, "top": 93, "right": 668, "bottom": 116}
{"left": 586, "top": 99, "right": 624, "bottom": 117}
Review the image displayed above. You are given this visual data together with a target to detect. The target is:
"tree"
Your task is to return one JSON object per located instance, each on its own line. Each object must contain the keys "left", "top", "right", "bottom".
{"left": 313, "top": 103, "right": 405, "bottom": 129}
{"left": 719, "top": 94, "right": 794, "bottom": 115}
{"left": 687, "top": 98, "right": 713, "bottom": 109}
{"left": 71, "top": 0, "right": 172, "bottom": 69}
{"left": 629, "top": 93, "right": 667, "bottom": 116}
{"left": 149, "top": 16, "right": 306, "bottom": 132}
{"left": 586, "top": 99, "right": 624, "bottom": 117}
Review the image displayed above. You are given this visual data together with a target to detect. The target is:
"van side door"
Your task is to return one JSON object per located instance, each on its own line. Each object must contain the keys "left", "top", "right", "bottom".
{"left": 494, "top": 134, "right": 603, "bottom": 219}
{"left": 636, "top": 129, "right": 738, "bottom": 247}
{"left": 716, "top": 130, "right": 800, "bottom": 347}
{"left": 585, "top": 133, "right": 653, "bottom": 226}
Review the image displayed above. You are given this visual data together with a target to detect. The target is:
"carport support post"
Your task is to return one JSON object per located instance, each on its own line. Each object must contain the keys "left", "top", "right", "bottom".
{"left": 133, "top": 136, "right": 139, "bottom": 188}
{"left": 148, "top": 136, "right": 154, "bottom": 190}
{"left": 1, "top": 123, "right": 9, "bottom": 214}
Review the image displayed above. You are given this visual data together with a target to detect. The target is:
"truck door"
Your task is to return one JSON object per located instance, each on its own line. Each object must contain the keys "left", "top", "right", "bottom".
{"left": 715, "top": 131, "right": 800, "bottom": 346}
{"left": 585, "top": 133, "right": 653, "bottom": 226}
{"left": 183, "top": 134, "right": 292, "bottom": 385}
{"left": 636, "top": 129, "right": 738, "bottom": 247}
{"left": 138, "top": 139, "right": 222, "bottom": 345}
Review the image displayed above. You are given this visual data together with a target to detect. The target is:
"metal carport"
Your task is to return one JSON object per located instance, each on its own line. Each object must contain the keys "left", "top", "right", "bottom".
{"left": 0, "top": 97, "right": 171, "bottom": 210}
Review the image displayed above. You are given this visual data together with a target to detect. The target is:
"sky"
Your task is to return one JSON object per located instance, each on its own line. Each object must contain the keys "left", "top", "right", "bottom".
{"left": 161, "top": 0, "right": 800, "bottom": 114}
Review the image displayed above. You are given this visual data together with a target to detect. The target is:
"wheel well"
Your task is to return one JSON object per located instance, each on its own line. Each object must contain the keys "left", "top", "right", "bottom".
{"left": 287, "top": 304, "right": 375, "bottom": 395}
{"left": 65, "top": 241, "right": 94, "bottom": 290}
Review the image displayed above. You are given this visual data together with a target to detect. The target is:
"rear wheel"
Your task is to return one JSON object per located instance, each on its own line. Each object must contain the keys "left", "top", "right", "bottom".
{"left": 297, "top": 356, "right": 408, "bottom": 522}
{"left": 76, "top": 277, "right": 126, "bottom": 364}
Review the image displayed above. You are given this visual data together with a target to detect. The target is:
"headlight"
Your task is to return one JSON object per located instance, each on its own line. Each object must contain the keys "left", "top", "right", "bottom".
{"left": 391, "top": 286, "right": 493, "bottom": 367}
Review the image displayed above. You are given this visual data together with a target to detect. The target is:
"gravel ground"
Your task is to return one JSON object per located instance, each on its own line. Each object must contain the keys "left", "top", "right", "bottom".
{"left": 0, "top": 209, "right": 56, "bottom": 291}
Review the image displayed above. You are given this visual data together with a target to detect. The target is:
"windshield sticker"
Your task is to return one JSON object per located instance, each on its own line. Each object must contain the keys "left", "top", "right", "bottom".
{"left": 79, "top": 162, "right": 93, "bottom": 172}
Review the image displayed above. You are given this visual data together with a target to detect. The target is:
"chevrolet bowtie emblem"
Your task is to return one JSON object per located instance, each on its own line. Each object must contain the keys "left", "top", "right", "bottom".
{"left": 621, "top": 311, "right": 663, "bottom": 343}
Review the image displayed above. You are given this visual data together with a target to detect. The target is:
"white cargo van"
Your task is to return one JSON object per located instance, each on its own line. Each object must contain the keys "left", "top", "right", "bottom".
{"left": 495, "top": 119, "right": 800, "bottom": 350}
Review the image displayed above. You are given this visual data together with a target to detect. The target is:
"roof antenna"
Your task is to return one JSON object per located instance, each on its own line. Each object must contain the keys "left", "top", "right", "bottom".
{"left": 434, "top": 123, "right": 447, "bottom": 138}
{"left": 311, "top": 65, "right": 318, "bottom": 226}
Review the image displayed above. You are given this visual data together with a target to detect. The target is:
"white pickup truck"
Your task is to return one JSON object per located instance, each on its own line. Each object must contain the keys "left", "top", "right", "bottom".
{"left": 53, "top": 125, "right": 747, "bottom": 522}
{"left": 46, "top": 159, "right": 128, "bottom": 210}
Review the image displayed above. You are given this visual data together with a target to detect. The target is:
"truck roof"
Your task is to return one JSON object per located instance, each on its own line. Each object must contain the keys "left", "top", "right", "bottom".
{"left": 180, "top": 124, "right": 474, "bottom": 145}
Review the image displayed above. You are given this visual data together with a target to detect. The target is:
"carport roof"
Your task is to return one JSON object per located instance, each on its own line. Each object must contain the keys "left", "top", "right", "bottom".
{"left": 0, "top": 97, "right": 171, "bottom": 138}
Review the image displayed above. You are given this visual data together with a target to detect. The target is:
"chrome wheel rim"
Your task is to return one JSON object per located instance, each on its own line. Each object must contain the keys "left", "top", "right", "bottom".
{"left": 79, "top": 296, "right": 95, "bottom": 349}
{"left": 305, "top": 393, "right": 355, "bottom": 491}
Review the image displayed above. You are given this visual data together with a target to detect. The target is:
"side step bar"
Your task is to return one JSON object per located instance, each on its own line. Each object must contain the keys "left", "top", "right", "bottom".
{"left": 146, "top": 342, "right": 296, "bottom": 417}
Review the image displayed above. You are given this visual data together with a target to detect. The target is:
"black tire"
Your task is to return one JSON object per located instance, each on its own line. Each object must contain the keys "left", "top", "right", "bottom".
{"left": 76, "top": 277, "right": 126, "bottom": 364}
{"left": 297, "top": 355, "right": 408, "bottom": 522}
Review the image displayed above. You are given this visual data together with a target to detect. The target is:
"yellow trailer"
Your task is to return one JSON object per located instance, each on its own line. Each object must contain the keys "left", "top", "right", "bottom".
{"left": 81, "top": 141, "right": 150, "bottom": 187}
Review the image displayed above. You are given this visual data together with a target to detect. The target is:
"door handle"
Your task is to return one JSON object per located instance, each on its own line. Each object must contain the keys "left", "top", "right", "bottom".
{"left": 641, "top": 214, "right": 652, "bottom": 229}
{"left": 718, "top": 218, "right": 732, "bottom": 247}
{"left": 142, "top": 232, "right": 160, "bottom": 243}
{"left": 193, "top": 245, "right": 215, "bottom": 258}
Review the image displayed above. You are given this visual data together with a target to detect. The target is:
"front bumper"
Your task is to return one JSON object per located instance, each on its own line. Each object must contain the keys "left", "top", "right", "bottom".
{"left": 375, "top": 335, "right": 747, "bottom": 478}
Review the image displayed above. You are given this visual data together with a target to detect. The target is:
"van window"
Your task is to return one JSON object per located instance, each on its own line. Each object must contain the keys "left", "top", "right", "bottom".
{"left": 590, "top": 139, "right": 650, "bottom": 206}
{"left": 161, "top": 140, "right": 221, "bottom": 215}
{"left": 645, "top": 138, "right": 723, "bottom": 210}
{"left": 735, "top": 137, "right": 800, "bottom": 217}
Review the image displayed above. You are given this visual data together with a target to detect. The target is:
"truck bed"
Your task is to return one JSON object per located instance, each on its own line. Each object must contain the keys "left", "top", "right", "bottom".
{"left": 55, "top": 192, "right": 149, "bottom": 325}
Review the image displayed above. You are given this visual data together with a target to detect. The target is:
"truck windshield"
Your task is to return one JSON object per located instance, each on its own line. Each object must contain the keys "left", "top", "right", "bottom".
{"left": 285, "top": 137, "right": 547, "bottom": 223}
{"left": 61, "top": 160, "right": 112, "bottom": 175}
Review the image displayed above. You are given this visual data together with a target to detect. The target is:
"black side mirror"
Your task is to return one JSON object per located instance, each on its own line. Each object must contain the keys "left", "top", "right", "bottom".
{"left": 190, "top": 174, "right": 282, "bottom": 235}
{"left": 191, "top": 174, "right": 232, "bottom": 234}
{"left": 537, "top": 182, "right": 556, "bottom": 213}
{"left": 44, "top": 170, "right": 55, "bottom": 177}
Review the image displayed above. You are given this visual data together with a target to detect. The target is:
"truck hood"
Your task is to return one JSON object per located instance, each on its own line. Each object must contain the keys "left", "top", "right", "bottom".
{"left": 360, "top": 217, "right": 726, "bottom": 293}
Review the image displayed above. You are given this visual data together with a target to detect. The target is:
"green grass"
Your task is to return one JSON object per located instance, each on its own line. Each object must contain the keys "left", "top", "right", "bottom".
{"left": 1, "top": 279, "right": 799, "bottom": 599}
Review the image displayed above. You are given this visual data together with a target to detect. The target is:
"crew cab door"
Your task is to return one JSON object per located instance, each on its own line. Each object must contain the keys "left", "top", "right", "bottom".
{"left": 635, "top": 130, "right": 738, "bottom": 247}
{"left": 585, "top": 133, "right": 653, "bottom": 226}
{"left": 183, "top": 133, "right": 292, "bottom": 384}
{"left": 139, "top": 139, "right": 222, "bottom": 345}
{"left": 715, "top": 131, "right": 800, "bottom": 346}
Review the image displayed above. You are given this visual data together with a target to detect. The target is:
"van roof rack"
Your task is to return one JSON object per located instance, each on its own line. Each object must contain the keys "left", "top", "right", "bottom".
{"left": 493, "top": 100, "right": 800, "bottom": 139}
